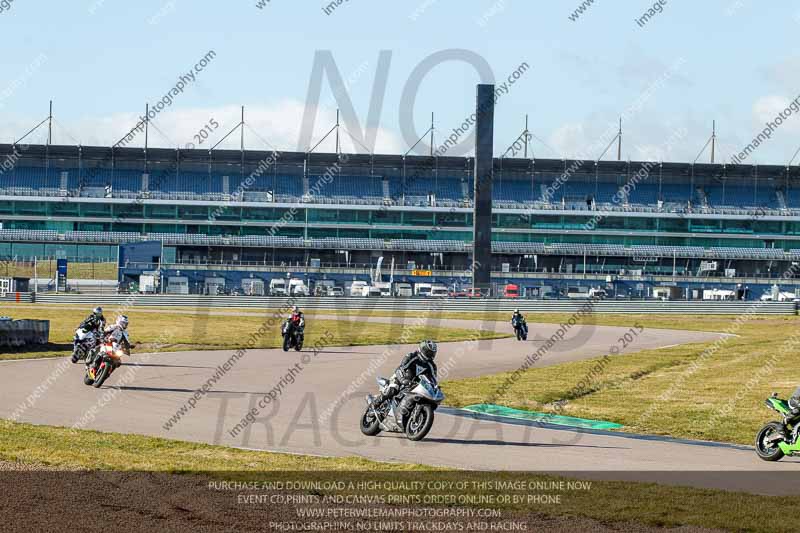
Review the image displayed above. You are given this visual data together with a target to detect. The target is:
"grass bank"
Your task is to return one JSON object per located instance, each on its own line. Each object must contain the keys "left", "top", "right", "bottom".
{"left": 444, "top": 313, "right": 798, "bottom": 445}
{"left": 0, "top": 306, "right": 509, "bottom": 360}
{"left": 0, "top": 419, "right": 794, "bottom": 532}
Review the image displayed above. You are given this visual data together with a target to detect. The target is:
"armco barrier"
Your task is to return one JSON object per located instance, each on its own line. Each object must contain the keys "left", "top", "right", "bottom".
{"left": 30, "top": 294, "right": 798, "bottom": 315}
{"left": 1, "top": 292, "right": 34, "bottom": 303}
{"left": 0, "top": 319, "right": 50, "bottom": 347}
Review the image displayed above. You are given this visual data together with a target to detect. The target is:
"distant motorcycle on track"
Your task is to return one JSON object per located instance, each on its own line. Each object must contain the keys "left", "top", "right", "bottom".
{"left": 281, "top": 319, "right": 304, "bottom": 352}
{"left": 512, "top": 316, "right": 528, "bottom": 341}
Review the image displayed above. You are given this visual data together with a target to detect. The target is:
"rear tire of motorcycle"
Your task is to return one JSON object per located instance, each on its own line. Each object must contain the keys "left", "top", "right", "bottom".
{"left": 360, "top": 408, "right": 381, "bottom": 436}
{"left": 755, "top": 422, "right": 786, "bottom": 461}
{"left": 405, "top": 404, "right": 434, "bottom": 441}
{"left": 282, "top": 336, "right": 290, "bottom": 352}
{"left": 92, "top": 364, "right": 110, "bottom": 389}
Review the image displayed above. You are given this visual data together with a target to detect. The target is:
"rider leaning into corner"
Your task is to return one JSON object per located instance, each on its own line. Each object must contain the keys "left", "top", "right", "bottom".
{"left": 87, "top": 315, "right": 130, "bottom": 367}
{"left": 369, "top": 340, "right": 438, "bottom": 410}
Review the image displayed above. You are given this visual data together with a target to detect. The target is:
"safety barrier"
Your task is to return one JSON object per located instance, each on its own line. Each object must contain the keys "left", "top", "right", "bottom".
{"left": 0, "top": 319, "right": 50, "bottom": 347}
{"left": 30, "top": 294, "right": 798, "bottom": 315}
{"left": 0, "top": 292, "right": 34, "bottom": 303}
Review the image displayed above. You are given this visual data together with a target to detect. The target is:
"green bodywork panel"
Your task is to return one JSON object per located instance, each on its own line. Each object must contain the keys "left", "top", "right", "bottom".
{"left": 778, "top": 441, "right": 800, "bottom": 454}
{"left": 768, "top": 397, "right": 790, "bottom": 414}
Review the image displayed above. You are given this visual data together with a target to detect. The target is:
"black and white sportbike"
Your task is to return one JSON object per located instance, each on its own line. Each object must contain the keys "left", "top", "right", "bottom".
{"left": 360, "top": 369, "right": 445, "bottom": 442}
{"left": 71, "top": 329, "right": 99, "bottom": 364}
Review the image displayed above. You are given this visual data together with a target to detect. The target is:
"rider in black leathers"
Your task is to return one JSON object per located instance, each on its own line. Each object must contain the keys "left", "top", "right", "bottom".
{"left": 511, "top": 308, "right": 527, "bottom": 335}
{"left": 370, "top": 340, "right": 438, "bottom": 410}
{"left": 790, "top": 386, "right": 800, "bottom": 415}
{"left": 79, "top": 307, "right": 106, "bottom": 336}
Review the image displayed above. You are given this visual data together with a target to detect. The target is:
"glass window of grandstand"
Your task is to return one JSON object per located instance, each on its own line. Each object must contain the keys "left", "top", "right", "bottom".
{"left": 14, "top": 201, "right": 48, "bottom": 216}
{"left": 113, "top": 203, "right": 145, "bottom": 220}
{"left": 403, "top": 211, "right": 435, "bottom": 227}
{"left": 308, "top": 208, "right": 339, "bottom": 223}
{"left": 242, "top": 207, "right": 276, "bottom": 222}
{"left": 80, "top": 203, "right": 112, "bottom": 217}
{"left": 435, "top": 211, "right": 470, "bottom": 228}
{"left": 177, "top": 205, "right": 210, "bottom": 220}
{"left": 372, "top": 209, "right": 402, "bottom": 225}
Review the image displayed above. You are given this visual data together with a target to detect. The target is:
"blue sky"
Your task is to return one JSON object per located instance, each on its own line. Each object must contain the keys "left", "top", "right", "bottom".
{"left": 0, "top": 0, "right": 798, "bottom": 164}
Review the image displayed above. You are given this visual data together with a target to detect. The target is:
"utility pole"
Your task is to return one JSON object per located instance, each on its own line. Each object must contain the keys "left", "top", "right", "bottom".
{"left": 524, "top": 114, "right": 529, "bottom": 159}
{"left": 335, "top": 109, "right": 340, "bottom": 155}
{"left": 47, "top": 100, "right": 53, "bottom": 146}
{"left": 710, "top": 120, "right": 716, "bottom": 163}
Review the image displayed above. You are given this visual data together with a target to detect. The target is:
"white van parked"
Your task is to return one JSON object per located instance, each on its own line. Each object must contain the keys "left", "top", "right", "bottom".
{"left": 350, "top": 281, "right": 369, "bottom": 297}
{"left": 394, "top": 283, "right": 413, "bottom": 297}
{"left": 288, "top": 278, "right": 309, "bottom": 296}
{"left": 430, "top": 284, "right": 449, "bottom": 298}
{"left": 269, "top": 278, "right": 287, "bottom": 296}
{"left": 414, "top": 283, "right": 432, "bottom": 297}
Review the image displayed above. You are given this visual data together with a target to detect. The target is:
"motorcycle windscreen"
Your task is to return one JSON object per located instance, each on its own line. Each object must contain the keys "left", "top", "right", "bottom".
{"left": 411, "top": 376, "right": 444, "bottom": 402}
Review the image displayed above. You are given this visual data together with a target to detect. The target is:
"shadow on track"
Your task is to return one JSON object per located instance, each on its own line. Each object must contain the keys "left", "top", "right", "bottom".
{"left": 310, "top": 350, "right": 379, "bottom": 355}
{"left": 108, "top": 385, "right": 269, "bottom": 395}
{"left": 121, "top": 363, "right": 217, "bottom": 369}
{"left": 0, "top": 343, "right": 73, "bottom": 354}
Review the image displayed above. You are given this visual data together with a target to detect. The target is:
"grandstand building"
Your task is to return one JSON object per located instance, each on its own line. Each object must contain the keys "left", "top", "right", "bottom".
{"left": 2, "top": 142, "right": 800, "bottom": 298}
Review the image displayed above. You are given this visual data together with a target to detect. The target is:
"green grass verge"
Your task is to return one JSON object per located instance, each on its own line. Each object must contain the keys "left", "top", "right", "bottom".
{"left": 0, "top": 419, "right": 795, "bottom": 533}
{"left": 444, "top": 313, "right": 799, "bottom": 445}
{"left": 0, "top": 306, "right": 509, "bottom": 360}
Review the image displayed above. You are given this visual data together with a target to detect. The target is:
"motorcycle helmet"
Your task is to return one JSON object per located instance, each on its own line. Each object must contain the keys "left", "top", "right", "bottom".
{"left": 514, "top": 308, "right": 519, "bottom": 314}
{"left": 418, "top": 340, "right": 438, "bottom": 361}
{"left": 116, "top": 315, "right": 129, "bottom": 329}
{"left": 93, "top": 306, "right": 104, "bottom": 317}
{"left": 292, "top": 305, "right": 300, "bottom": 314}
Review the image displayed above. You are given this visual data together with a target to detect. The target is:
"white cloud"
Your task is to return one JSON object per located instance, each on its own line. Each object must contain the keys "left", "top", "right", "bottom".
{"left": 0, "top": 100, "right": 405, "bottom": 155}
{"left": 752, "top": 94, "right": 800, "bottom": 134}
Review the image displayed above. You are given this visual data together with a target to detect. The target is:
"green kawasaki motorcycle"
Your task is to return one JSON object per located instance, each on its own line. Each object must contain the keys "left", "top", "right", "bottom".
{"left": 755, "top": 393, "right": 800, "bottom": 461}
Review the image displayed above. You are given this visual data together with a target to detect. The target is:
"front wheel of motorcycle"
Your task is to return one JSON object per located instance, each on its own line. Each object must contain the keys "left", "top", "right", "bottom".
{"left": 755, "top": 422, "right": 786, "bottom": 461}
{"left": 405, "top": 404, "right": 435, "bottom": 441}
{"left": 360, "top": 408, "right": 382, "bottom": 436}
{"left": 282, "top": 335, "right": 290, "bottom": 352}
{"left": 92, "top": 363, "right": 110, "bottom": 389}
